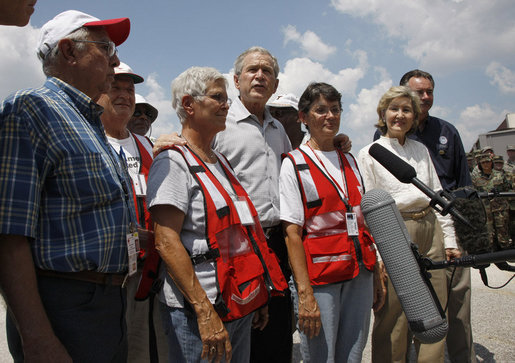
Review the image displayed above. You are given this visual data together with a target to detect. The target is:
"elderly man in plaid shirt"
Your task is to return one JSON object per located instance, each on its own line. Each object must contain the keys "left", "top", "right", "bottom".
{"left": 0, "top": 10, "right": 137, "bottom": 363}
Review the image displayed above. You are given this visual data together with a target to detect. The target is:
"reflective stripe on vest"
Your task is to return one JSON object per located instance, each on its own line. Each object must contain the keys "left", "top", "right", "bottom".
{"left": 173, "top": 145, "right": 287, "bottom": 321}
{"left": 286, "top": 146, "right": 377, "bottom": 285}
{"left": 289, "top": 149, "right": 321, "bottom": 208}
{"left": 180, "top": 146, "right": 229, "bottom": 217}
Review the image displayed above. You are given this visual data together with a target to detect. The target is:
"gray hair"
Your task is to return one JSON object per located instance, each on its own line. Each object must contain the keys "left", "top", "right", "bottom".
{"left": 233, "top": 46, "right": 279, "bottom": 78}
{"left": 171, "top": 66, "right": 227, "bottom": 123}
{"left": 41, "top": 27, "right": 90, "bottom": 77}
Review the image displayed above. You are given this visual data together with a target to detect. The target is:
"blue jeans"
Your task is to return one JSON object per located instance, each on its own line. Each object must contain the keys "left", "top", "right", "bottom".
{"left": 291, "top": 266, "right": 373, "bottom": 363}
{"left": 160, "top": 303, "right": 253, "bottom": 363}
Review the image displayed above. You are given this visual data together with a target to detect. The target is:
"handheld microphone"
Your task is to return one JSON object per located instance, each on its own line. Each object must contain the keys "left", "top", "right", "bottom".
{"left": 368, "top": 143, "right": 472, "bottom": 229}
{"left": 361, "top": 189, "right": 448, "bottom": 344}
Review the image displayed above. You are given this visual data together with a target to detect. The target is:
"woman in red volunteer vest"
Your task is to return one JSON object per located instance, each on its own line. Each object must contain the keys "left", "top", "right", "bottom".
{"left": 146, "top": 66, "right": 286, "bottom": 363}
{"left": 280, "top": 82, "right": 385, "bottom": 362}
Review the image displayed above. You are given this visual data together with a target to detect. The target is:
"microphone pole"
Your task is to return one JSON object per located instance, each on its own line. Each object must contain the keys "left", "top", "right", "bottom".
{"left": 410, "top": 177, "right": 472, "bottom": 228}
{"left": 415, "top": 248, "right": 515, "bottom": 270}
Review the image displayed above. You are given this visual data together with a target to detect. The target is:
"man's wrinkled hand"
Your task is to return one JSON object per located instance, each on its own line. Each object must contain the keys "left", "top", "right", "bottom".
{"left": 152, "top": 132, "right": 186, "bottom": 157}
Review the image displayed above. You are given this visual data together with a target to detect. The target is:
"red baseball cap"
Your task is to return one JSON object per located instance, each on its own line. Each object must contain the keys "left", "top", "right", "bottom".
{"left": 37, "top": 10, "right": 130, "bottom": 60}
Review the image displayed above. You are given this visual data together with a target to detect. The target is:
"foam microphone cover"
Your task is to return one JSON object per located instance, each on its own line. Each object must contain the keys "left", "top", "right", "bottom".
{"left": 361, "top": 189, "right": 448, "bottom": 343}
{"left": 451, "top": 187, "right": 490, "bottom": 254}
{"left": 369, "top": 143, "right": 416, "bottom": 183}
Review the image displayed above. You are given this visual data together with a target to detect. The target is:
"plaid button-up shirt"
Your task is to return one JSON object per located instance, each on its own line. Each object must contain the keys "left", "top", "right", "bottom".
{"left": 0, "top": 77, "right": 137, "bottom": 273}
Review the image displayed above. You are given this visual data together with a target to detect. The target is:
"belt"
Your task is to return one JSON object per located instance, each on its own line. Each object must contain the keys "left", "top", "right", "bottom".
{"left": 263, "top": 224, "right": 282, "bottom": 239}
{"left": 36, "top": 269, "right": 127, "bottom": 286}
{"left": 400, "top": 206, "right": 432, "bottom": 220}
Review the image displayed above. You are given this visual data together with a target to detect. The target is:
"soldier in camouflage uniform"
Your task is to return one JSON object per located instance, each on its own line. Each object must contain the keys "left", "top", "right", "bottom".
{"left": 506, "top": 145, "right": 515, "bottom": 179}
{"left": 493, "top": 155, "right": 504, "bottom": 172}
{"left": 505, "top": 145, "right": 515, "bottom": 241}
{"left": 470, "top": 149, "right": 484, "bottom": 180}
{"left": 472, "top": 153, "right": 513, "bottom": 250}
{"left": 466, "top": 152, "right": 475, "bottom": 173}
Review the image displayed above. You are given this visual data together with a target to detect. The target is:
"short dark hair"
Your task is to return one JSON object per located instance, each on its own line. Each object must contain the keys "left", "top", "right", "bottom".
{"left": 298, "top": 82, "right": 341, "bottom": 113}
{"left": 399, "top": 69, "right": 435, "bottom": 88}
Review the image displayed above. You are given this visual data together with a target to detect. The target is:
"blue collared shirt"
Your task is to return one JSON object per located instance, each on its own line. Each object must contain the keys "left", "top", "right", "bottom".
{"left": 0, "top": 77, "right": 137, "bottom": 273}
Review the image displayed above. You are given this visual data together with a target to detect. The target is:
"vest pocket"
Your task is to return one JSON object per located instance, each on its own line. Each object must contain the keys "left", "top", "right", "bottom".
{"left": 304, "top": 234, "right": 358, "bottom": 285}
{"left": 219, "top": 254, "right": 268, "bottom": 322}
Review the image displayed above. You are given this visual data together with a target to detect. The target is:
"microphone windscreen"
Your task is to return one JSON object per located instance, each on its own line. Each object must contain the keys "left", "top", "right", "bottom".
{"left": 361, "top": 189, "right": 448, "bottom": 343}
{"left": 451, "top": 187, "right": 490, "bottom": 254}
{"left": 369, "top": 143, "right": 416, "bottom": 183}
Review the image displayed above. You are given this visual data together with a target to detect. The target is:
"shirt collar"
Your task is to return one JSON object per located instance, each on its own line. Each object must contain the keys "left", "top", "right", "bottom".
{"left": 45, "top": 77, "right": 104, "bottom": 123}
{"left": 230, "top": 97, "right": 278, "bottom": 129}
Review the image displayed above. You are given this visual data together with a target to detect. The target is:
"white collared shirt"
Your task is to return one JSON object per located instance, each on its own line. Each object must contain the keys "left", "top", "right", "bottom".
{"left": 357, "top": 136, "right": 457, "bottom": 249}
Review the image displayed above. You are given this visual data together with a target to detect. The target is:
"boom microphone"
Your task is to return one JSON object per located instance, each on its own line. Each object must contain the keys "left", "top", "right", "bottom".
{"left": 449, "top": 188, "right": 490, "bottom": 255}
{"left": 361, "top": 189, "right": 448, "bottom": 343}
{"left": 368, "top": 143, "right": 472, "bottom": 228}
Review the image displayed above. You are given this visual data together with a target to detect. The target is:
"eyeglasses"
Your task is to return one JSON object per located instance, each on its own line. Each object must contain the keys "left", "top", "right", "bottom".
{"left": 201, "top": 93, "right": 232, "bottom": 107}
{"left": 133, "top": 109, "right": 155, "bottom": 119}
{"left": 311, "top": 106, "right": 341, "bottom": 117}
{"left": 73, "top": 40, "right": 117, "bottom": 57}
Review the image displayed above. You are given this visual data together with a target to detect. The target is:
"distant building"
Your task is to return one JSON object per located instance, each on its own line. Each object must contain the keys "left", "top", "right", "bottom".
{"left": 472, "top": 113, "right": 515, "bottom": 156}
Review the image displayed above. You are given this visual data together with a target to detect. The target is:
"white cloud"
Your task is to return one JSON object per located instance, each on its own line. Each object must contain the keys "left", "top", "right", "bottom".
{"left": 456, "top": 103, "right": 508, "bottom": 150}
{"left": 140, "top": 73, "right": 181, "bottom": 138}
{"left": 486, "top": 62, "right": 515, "bottom": 93}
{"left": 275, "top": 52, "right": 368, "bottom": 99}
{"left": 0, "top": 25, "right": 45, "bottom": 99}
{"left": 282, "top": 25, "right": 337, "bottom": 62}
{"left": 344, "top": 75, "right": 392, "bottom": 152}
{"left": 330, "top": 0, "right": 515, "bottom": 71}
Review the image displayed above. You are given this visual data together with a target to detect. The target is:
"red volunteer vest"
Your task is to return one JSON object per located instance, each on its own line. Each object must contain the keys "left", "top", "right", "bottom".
{"left": 132, "top": 133, "right": 153, "bottom": 230}
{"left": 286, "top": 147, "right": 376, "bottom": 286}
{"left": 132, "top": 134, "right": 163, "bottom": 301}
{"left": 169, "top": 145, "right": 287, "bottom": 321}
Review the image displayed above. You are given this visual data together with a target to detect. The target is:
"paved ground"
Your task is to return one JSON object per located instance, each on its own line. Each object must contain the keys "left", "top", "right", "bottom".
{"left": 0, "top": 265, "right": 513, "bottom": 362}
{"left": 292, "top": 264, "right": 515, "bottom": 362}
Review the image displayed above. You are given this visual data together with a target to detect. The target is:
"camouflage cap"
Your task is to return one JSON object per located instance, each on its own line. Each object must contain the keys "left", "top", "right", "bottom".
{"left": 481, "top": 146, "right": 494, "bottom": 153}
{"left": 493, "top": 155, "right": 504, "bottom": 163}
{"left": 479, "top": 153, "right": 492, "bottom": 162}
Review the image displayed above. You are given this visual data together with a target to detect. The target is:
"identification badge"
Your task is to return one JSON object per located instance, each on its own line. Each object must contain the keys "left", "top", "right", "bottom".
{"left": 234, "top": 199, "right": 255, "bottom": 226}
{"left": 345, "top": 213, "right": 359, "bottom": 236}
{"left": 131, "top": 174, "right": 147, "bottom": 197}
{"left": 126, "top": 232, "right": 140, "bottom": 276}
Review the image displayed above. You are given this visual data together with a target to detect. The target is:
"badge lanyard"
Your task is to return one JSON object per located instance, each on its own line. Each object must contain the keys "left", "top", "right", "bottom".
{"left": 306, "top": 143, "right": 359, "bottom": 236}
{"left": 307, "top": 142, "right": 349, "bottom": 200}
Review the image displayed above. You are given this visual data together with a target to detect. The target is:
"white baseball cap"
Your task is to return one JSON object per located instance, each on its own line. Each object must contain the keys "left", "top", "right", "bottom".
{"left": 134, "top": 94, "right": 158, "bottom": 123}
{"left": 267, "top": 93, "right": 299, "bottom": 111}
{"left": 115, "top": 62, "right": 143, "bottom": 84}
{"left": 37, "top": 10, "right": 130, "bottom": 60}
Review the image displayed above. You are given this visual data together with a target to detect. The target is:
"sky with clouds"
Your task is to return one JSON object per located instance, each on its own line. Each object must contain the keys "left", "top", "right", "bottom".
{"left": 1, "top": 0, "right": 514, "bottom": 154}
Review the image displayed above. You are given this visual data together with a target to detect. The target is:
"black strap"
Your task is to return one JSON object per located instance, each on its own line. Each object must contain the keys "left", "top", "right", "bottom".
{"left": 190, "top": 249, "right": 221, "bottom": 265}
{"left": 148, "top": 293, "right": 159, "bottom": 363}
